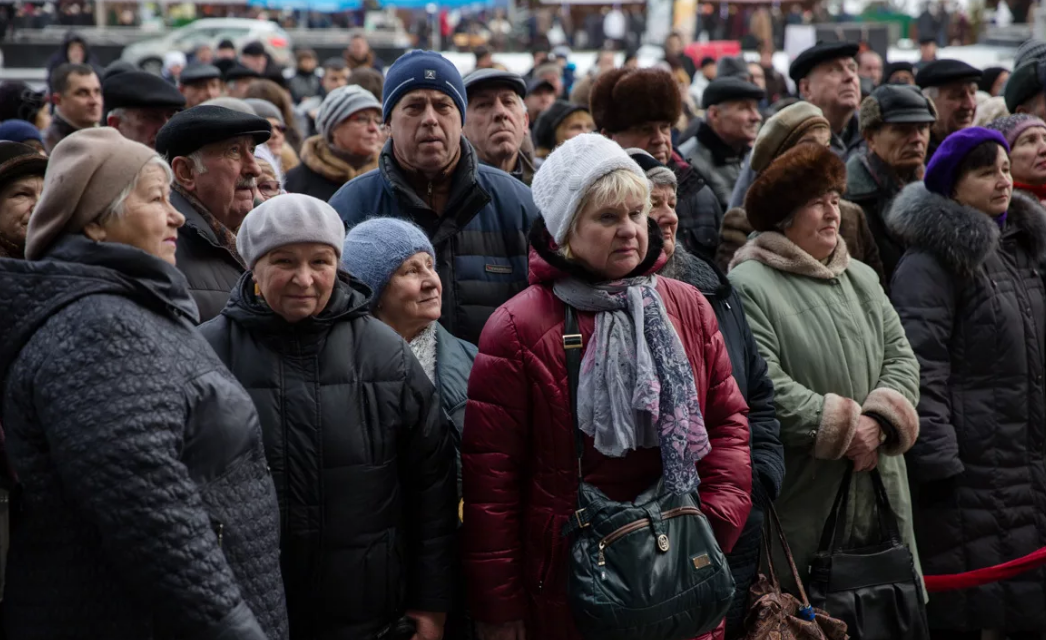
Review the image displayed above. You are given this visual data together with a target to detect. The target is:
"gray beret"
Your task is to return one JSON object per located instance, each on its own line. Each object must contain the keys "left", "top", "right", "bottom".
{"left": 244, "top": 98, "right": 284, "bottom": 124}
{"left": 236, "top": 193, "right": 345, "bottom": 268}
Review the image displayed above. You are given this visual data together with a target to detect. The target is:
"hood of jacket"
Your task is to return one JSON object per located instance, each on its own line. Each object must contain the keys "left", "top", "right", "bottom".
{"left": 730, "top": 230, "right": 851, "bottom": 279}
{"left": 220, "top": 268, "right": 373, "bottom": 333}
{"left": 300, "top": 134, "right": 378, "bottom": 184}
{"left": 0, "top": 234, "right": 198, "bottom": 387}
{"left": 526, "top": 215, "right": 667, "bottom": 286}
{"left": 887, "top": 182, "right": 1046, "bottom": 277}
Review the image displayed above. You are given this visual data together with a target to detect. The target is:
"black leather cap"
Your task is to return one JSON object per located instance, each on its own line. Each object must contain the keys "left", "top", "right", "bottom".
{"left": 860, "top": 84, "right": 937, "bottom": 133}
{"left": 701, "top": 77, "right": 765, "bottom": 109}
{"left": 155, "top": 105, "right": 271, "bottom": 160}
{"left": 463, "top": 68, "right": 526, "bottom": 99}
{"left": 915, "top": 59, "right": 982, "bottom": 88}
{"left": 104, "top": 71, "right": 186, "bottom": 111}
{"left": 180, "top": 62, "right": 222, "bottom": 86}
{"left": 789, "top": 41, "right": 860, "bottom": 82}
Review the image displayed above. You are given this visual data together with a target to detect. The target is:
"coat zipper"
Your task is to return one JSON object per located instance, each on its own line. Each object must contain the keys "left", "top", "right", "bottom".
{"left": 537, "top": 517, "right": 556, "bottom": 592}
{"left": 597, "top": 506, "right": 702, "bottom": 566}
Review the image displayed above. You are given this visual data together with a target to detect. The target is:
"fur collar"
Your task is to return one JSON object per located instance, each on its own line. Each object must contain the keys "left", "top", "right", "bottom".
{"left": 300, "top": 135, "right": 378, "bottom": 184}
{"left": 729, "top": 231, "right": 851, "bottom": 279}
{"left": 886, "top": 182, "right": 1046, "bottom": 277}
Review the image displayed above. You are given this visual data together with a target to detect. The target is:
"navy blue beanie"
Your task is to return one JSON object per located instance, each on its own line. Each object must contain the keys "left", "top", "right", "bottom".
{"left": 382, "top": 50, "right": 467, "bottom": 125}
{"left": 0, "top": 119, "right": 43, "bottom": 145}
{"left": 924, "top": 127, "right": 1010, "bottom": 197}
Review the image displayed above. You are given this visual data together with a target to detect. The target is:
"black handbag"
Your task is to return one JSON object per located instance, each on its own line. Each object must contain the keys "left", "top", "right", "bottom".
{"left": 558, "top": 304, "right": 735, "bottom": 640}
{"left": 807, "top": 465, "right": 929, "bottom": 640}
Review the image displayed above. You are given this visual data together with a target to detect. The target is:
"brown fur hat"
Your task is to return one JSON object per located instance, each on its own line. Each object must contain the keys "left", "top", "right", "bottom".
{"left": 589, "top": 67, "right": 683, "bottom": 133}
{"left": 745, "top": 142, "right": 847, "bottom": 232}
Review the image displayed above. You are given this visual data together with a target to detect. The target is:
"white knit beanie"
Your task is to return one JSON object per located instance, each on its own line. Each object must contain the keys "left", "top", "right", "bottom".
{"left": 531, "top": 133, "right": 647, "bottom": 246}
{"left": 237, "top": 193, "right": 345, "bottom": 268}
{"left": 316, "top": 85, "right": 382, "bottom": 142}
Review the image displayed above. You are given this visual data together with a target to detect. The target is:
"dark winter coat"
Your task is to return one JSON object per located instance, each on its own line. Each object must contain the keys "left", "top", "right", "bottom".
{"left": 200, "top": 271, "right": 458, "bottom": 640}
{"left": 461, "top": 218, "right": 752, "bottom": 640}
{"left": 42, "top": 113, "right": 81, "bottom": 155}
{"left": 0, "top": 235, "right": 288, "bottom": 640}
{"left": 889, "top": 183, "right": 1046, "bottom": 633}
{"left": 670, "top": 150, "right": 725, "bottom": 263}
{"left": 44, "top": 31, "right": 102, "bottom": 93}
{"left": 830, "top": 113, "right": 863, "bottom": 161}
{"left": 284, "top": 135, "right": 377, "bottom": 203}
{"left": 288, "top": 70, "right": 321, "bottom": 105}
{"left": 329, "top": 138, "right": 539, "bottom": 345}
{"left": 846, "top": 150, "right": 912, "bottom": 282}
{"left": 661, "top": 248, "right": 784, "bottom": 639}
{"left": 433, "top": 322, "right": 478, "bottom": 496}
{"left": 171, "top": 188, "right": 245, "bottom": 323}
{"left": 686, "top": 121, "right": 749, "bottom": 212}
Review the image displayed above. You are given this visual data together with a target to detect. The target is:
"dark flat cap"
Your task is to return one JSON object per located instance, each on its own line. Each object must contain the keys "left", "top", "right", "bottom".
{"left": 102, "top": 59, "right": 136, "bottom": 82}
{"left": 0, "top": 141, "right": 47, "bottom": 188}
{"left": 224, "top": 63, "right": 261, "bottom": 82}
{"left": 241, "top": 41, "right": 266, "bottom": 57}
{"left": 1005, "top": 61, "right": 1041, "bottom": 112}
{"left": 702, "top": 77, "right": 765, "bottom": 109}
{"left": 104, "top": 71, "right": 186, "bottom": 111}
{"left": 916, "top": 59, "right": 982, "bottom": 88}
{"left": 789, "top": 41, "right": 860, "bottom": 82}
{"left": 883, "top": 60, "right": 916, "bottom": 83}
{"left": 859, "top": 84, "right": 937, "bottom": 133}
{"left": 463, "top": 68, "right": 526, "bottom": 98}
{"left": 180, "top": 62, "right": 221, "bottom": 86}
{"left": 155, "top": 105, "right": 271, "bottom": 160}
{"left": 527, "top": 78, "right": 556, "bottom": 95}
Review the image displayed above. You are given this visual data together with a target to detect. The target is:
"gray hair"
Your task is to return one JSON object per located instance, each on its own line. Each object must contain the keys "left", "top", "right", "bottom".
{"left": 775, "top": 213, "right": 795, "bottom": 231}
{"left": 98, "top": 156, "right": 174, "bottom": 224}
{"left": 185, "top": 149, "right": 208, "bottom": 175}
{"left": 923, "top": 86, "right": 940, "bottom": 101}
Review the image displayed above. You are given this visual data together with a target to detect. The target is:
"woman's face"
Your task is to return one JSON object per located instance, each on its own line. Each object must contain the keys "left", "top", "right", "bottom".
{"left": 567, "top": 192, "right": 649, "bottom": 281}
{"left": 331, "top": 109, "right": 385, "bottom": 158}
{"left": 954, "top": 145, "right": 1012, "bottom": 217}
{"left": 0, "top": 175, "right": 43, "bottom": 251}
{"left": 253, "top": 159, "right": 281, "bottom": 203}
{"left": 648, "top": 183, "right": 678, "bottom": 258}
{"left": 376, "top": 251, "right": 442, "bottom": 340}
{"left": 266, "top": 118, "right": 285, "bottom": 151}
{"left": 1008, "top": 126, "right": 1046, "bottom": 186}
{"left": 253, "top": 243, "right": 338, "bottom": 323}
{"left": 85, "top": 163, "right": 184, "bottom": 265}
{"left": 783, "top": 191, "right": 841, "bottom": 262}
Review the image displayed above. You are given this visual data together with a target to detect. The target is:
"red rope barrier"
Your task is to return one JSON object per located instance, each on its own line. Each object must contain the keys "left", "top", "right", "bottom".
{"left": 924, "top": 546, "right": 1046, "bottom": 592}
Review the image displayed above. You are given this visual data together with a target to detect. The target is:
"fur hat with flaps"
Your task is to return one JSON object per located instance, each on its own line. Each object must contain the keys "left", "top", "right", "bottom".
{"left": 589, "top": 67, "right": 682, "bottom": 133}
{"left": 744, "top": 143, "right": 847, "bottom": 232}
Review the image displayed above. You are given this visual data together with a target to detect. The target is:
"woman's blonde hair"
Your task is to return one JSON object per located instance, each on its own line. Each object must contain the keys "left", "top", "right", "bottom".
{"left": 560, "top": 168, "right": 652, "bottom": 258}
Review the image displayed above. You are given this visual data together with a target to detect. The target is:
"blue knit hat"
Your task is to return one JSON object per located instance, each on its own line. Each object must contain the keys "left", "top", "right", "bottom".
{"left": 924, "top": 127, "right": 1010, "bottom": 197}
{"left": 341, "top": 217, "right": 437, "bottom": 306}
{"left": 0, "top": 119, "right": 43, "bottom": 145}
{"left": 382, "top": 50, "right": 467, "bottom": 125}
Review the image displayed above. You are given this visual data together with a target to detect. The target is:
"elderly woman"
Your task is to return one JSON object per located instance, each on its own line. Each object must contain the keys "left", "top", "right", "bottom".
{"left": 0, "top": 142, "right": 46, "bottom": 259}
{"left": 245, "top": 97, "right": 300, "bottom": 172}
{"left": 727, "top": 143, "right": 922, "bottom": 600}
{"left": 629, "top": 149, "right": 784, "bottom": 639}
{"left": 987, "top": 114, "right": 1046, "bottom": 204}
{"left": 253, "top": 143, "right": 283, "bottom": 204}
{"left": 888, "top": 128, "right": 1046, "bottom": 639}
{"left": 0, "top": 128, "right": 287, "bottom": 639}
{"left": 462, "top": 133, "right": 752, "bottom": 640}
{"left": 199, "top": 194, "right": 456, "bottom": 640}
{"left": 533, "top": 100, "right": 596, "bottom": 165}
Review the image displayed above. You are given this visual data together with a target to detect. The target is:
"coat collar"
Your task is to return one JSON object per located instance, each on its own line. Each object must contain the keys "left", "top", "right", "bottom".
{"left": 887, "top": 182, "right": 1046, "bottom": 276}
{"left": 696, "top": 120, "right": 746, "bottom": 165}
{"left": 527, "top": 216, "right": 667, "bottom": 285}
{"left": 220, "top": 269, "right": 372, "bottom": 332}
{"left": 730, "top": 231, "right": 851, "bottom": 279}
{"left": 300, "top": 135, "right": 378, "bottom": 184}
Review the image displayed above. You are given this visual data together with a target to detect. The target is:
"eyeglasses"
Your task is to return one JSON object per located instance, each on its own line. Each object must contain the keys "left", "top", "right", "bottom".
{"left": 347, "top": 114, "right": 383, "bottom": 127}
{"left": 257, "top": 180, "right": 281, "bottom": 197}
{"left": 271, "top": 123, "right": 287, "bottom": 133}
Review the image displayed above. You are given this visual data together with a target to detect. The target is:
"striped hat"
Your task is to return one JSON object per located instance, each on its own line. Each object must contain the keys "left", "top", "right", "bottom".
{"left": 315, "top": 85, "right": 382, "bottom": 141}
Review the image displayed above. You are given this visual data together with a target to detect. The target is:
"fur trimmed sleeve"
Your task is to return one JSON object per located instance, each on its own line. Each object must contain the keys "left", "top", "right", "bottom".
{"left": 863, "top": 387, "right": 919, "bottom": 456}
{"left": 813, "top": 393, "right": 862, "bottom": 460}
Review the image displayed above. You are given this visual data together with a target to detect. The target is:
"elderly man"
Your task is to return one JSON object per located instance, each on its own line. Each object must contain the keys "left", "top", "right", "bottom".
{"left": 917, "top": 59, "right": 981, "bottom": 162}
{"left": 463, "top": 68, "right": 534, "bottom": 185}
{"left": 104, "top": 71, "right": 185, "bottom": 149}
{"left": 846, "top": 84, "right": 937, "bottom": 281}
{"left": 44, "top": 63, "right": 101, "bottom": 153}
{"left": 591, "top": 66, "right": 724, "bottom": 261}
{"left": 1005, "top": 61, "right": 1046, "bottom": 121}
{"left": 682, "top": 76, "right": 764, "bottom": 210}
{"left": 224, "top": 64, "right": 260, "bottom": 99}
{"left": 329, "top": 50, "right": 538, "bottom": 345}
{"left": 155, "top": 105, "right": 271, "bottom": 322}
{"left": 178, "top": 63, "right": 222, "bottom": 108}
{"left": 790, "top": 41, "right": 863, "bottom": 160}
{"left": 524, "top": 77, "right": 557, "bottom": 129}
{"left": 858, "top": 50, "right": 884, "bottom": 87}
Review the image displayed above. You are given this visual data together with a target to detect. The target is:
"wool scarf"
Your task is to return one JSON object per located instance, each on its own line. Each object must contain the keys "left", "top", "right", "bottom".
{"left": 553, "top": 275, "right": 709, "bottom": 494}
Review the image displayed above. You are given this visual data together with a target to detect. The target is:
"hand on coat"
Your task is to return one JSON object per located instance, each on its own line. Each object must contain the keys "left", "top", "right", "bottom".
{"left": 845, "top": 415, "right": 882, "bottom": 463}
{"left": 407, "top": 611, "right": 446, "bottom": 640}
{"left": 476, "top": 620, "right": 527, "bottom": 640}
{"left": 851, "top": 449, "right": 879, "bottom": 472}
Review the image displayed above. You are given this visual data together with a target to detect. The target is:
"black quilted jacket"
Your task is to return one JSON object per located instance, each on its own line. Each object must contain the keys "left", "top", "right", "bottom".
{"left": 0, "top": 235, "right": 288, "bottom": 640}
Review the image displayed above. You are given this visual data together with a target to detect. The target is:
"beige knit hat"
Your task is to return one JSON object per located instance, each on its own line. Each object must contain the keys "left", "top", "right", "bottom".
{"left": 25, "top": 127, "right": 158, "bottom": 260}
{"left": 749, "top": 101, "right": 831, "bottom": 173}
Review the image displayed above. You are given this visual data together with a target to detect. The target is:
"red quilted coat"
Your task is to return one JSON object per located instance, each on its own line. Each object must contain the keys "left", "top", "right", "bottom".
{"left": 461, "top": 221, "right": 752, "bottom": 640}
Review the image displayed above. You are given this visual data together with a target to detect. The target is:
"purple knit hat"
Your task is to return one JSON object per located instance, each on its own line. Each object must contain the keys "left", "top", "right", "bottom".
{"left": 985, "top": 113, "right": 1046, "bottom": 147}
{"left": 924, "top": 127, "right": 1010, "bottom": 197}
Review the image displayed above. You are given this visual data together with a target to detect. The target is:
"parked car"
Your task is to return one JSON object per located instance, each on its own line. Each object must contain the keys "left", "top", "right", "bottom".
{"left": 121, "top": 18, "right": 292, "bottom": 74}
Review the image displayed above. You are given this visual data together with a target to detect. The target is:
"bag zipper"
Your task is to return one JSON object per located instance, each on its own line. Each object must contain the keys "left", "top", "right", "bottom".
{"left": 597, "top": 506, "right": 702, "bottom": 566}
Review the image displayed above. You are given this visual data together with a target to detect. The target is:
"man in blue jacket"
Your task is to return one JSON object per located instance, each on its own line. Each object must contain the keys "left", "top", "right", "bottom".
{"left": 330, "top": 50, "right": 539, "bottom": 345}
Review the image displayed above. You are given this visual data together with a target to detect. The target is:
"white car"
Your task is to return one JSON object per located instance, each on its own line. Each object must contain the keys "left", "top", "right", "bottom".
{"left": 121, "top": 18, "right": 293, "bottom": 74}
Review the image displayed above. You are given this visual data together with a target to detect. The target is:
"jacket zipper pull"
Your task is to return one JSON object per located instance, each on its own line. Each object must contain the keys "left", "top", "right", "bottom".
{"left": 597, "top": 541, "right": 606, "bottom": 566}
{"left": 725, "top": 301, "right": 731, "bottom": 310}
{"left": 216, "top": 523, "right": 224, "bottom": 548}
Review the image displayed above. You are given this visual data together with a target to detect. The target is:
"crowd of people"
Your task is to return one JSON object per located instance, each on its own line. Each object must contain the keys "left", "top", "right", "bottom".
{"left": 0, "top": 25, "right": 1044, "bottom": 640}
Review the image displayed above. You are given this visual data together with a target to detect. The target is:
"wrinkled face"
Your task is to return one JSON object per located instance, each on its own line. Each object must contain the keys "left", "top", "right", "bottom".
{"left": 266, "top": 118, "right": 285, "bottom": 151}
{"left": 322, "top": 67, "right": 350, "bottom": 93}
{"left": 888, "top": 70, "right": 916, "bottom": 86}
{"left": 86, "top": 163, "right": 185, "bottom": 265}
{"left": 647, "top": 183, "right": 679, "bottom": 258}
{"left": 858, "top": 52, "right": 883, "bottom": 85}
{"left": 866, "top": 122, "right": 931, "bottom": 172}
{"left": 1008, "top": 125, "right": 1046, "bottom": 185}
{"left": 709, "top": 99, "right": 762, "bottom": 146}
{"left": 241, "top": 53, "right": 268, "bottom": 74}
{"left": 56, "top": 72, "right": 102, "bottom": 128}
{"left": 747, "top": 64, "right": 766, "bottom": 90}
{"left": 990, "top": 70, "right": 1010, "bottom": 97}
{"left": 253, "top": 159, "right": 281, "bottom": 202}
{"left": 802, "top": 57, "right": 860, "bottom": 114}
{"left": 181, "top": 78, "right": 222, "bottom": 107}
{"left": 783, "top": 191, "right": 841, "bottom": 261}
{"left": 332, "top": 108, "right": 384, "bottom": 157}
{"left": 954, "top": 145, "right": 1013, "bottom": 217}
{"left": 465, "top": 86, "right": 528, "bottom": 165}
{"left": 181, "top": 135, "right": 261, "bottom": 230}
{"left": 524, "top": 88, "right": 556, "bottom": 119}
{"left": 376, "top": 251, "right": 442, "bottom": 339}
{"left": 932, "top": 82, "right": 977, "bottom": 135}
{"left": 0, "top": 174, "right": 43, "bottom": 252}
{"left": 110, "top": 107, "right": 179, "bottom": 149}
{"left": 610, "top": 121, "right": 674, "bottom": 164}
{"left": 567, "top": 192, "right": 649, "bottom": 280}
{"left": 67, "top": 42, "right": 85, "bottom": 64}
{"left": 253, "top": 243, "right": 338, "bottom": 323}
{"left": 555, "top": 111, "right": 595, "bottom": 145}
{"left": 389, "top": 89, "right": 462, "bottom": 174}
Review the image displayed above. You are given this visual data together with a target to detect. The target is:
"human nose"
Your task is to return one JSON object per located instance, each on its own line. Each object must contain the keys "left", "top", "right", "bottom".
{"left": 243, "top": 151, "right": 261, "bottom": 177}
{"left": 168, "top": 199, "right": 186, "bottom": 228}
{"left": 292, "top": 265, "right": 315, "bottom": 288}
{"left": 421, "top": 103, "right": 439, "bottom": 126}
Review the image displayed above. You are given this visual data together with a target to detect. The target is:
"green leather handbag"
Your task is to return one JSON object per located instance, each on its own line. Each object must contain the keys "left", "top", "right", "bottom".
{"left": 558, "top": 305, "right": 735, "bottom": 640}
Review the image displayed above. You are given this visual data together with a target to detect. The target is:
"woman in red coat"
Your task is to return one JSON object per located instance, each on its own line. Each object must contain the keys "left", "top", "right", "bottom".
{"left": 462, "top": 133, "right": 753, "bottom": 640}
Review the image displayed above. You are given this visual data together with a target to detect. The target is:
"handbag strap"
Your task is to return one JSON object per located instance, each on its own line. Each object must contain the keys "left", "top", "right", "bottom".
{"left": 764, "top": 501, "right": 817, "bottom": 619}
{"left": 869, "top": 468, "right": 903, "bottom": 544}
{"left": 818, "top": 464, "right": 904, "bottom": 553}
{"left": 563, "top": 304, "right": 584, "bottom": 482}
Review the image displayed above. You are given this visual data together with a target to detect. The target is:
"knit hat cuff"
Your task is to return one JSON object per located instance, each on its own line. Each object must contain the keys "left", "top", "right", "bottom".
{"left": 548, "top": 154, "right": 645, "bottom": 246}
{"left": 1005, "top": 117, "right": 1046, "bottom": 147}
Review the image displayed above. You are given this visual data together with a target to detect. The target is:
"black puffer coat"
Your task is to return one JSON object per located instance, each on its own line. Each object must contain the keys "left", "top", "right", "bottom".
{"left": 661, "top": 247, "right": 784, "bottom": 639}
{"left": 889, "top": 184, "right": 1046, "bottom": 633}
{"left": 669, "top": 151, "right": 725, "bottom": 263}
{"left": 0, "top": 235, "right": 287, "bottom": 640}
{"left": 171, "top": 188, "right": 245, "bottom": 323}
{"left": 200, "top": 271, "right": 458, "bottom": 640}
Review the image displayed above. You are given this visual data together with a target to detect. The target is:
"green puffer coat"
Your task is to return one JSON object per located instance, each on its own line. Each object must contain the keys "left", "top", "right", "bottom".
{"left": 727, "top": 231, "right": 923, "bottom": 594}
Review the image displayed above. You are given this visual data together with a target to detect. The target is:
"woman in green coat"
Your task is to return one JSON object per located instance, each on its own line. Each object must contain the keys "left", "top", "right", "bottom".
{"left": 726, "top": 142, "right": 923, "bottom": 595}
